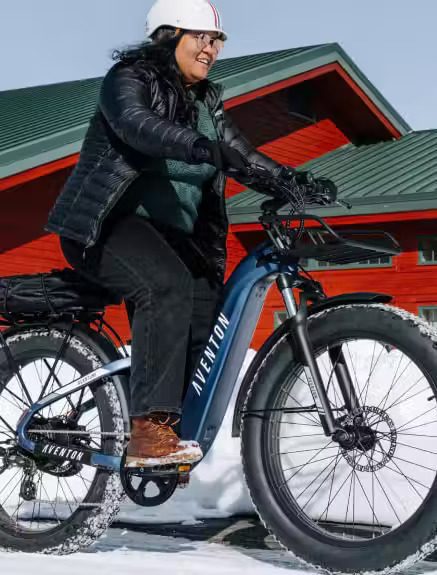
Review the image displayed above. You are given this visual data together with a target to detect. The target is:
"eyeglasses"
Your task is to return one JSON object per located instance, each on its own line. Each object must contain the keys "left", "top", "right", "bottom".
{"left": 191, "top": 32, "right": 224, "bottom": 53}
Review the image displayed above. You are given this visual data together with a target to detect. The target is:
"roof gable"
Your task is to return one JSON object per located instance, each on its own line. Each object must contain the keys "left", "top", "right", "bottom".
{"left": 0, "top": 43, "right": 409, "bottom": 180}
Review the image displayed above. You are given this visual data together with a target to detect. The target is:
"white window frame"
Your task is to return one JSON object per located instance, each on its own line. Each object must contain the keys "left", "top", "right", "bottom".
{"left": 274, "top": 310, "right": 288, "bottom": 329}
{"left": 419, "top": 306, "right": 437, "bottom": 328}
{"left": 418, "top": 236, "right": 437, "bottom": 265}
{"left": 300, "top": 254, "right": 392, "bottom": 271}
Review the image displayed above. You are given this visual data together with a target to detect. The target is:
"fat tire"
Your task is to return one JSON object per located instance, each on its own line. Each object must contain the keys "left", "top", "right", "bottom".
{"left": 241, "top": 304, "right": 437, "bottom": 573}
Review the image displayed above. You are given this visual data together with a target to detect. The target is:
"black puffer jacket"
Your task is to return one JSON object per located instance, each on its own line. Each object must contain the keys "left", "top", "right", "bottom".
{"left": 46, "top": 60, "right": 280, "bottom": 282}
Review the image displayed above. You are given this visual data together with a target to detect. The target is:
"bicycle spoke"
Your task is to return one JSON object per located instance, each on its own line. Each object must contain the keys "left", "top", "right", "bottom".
{"left": 0, "top": 468, "right": 21, "bottom": 498}
{"left": 279, "top": 420, "right": 322, "bottom": 427}
{"left": 352, "top": 466, "right": 383, "bottom": 528}
{"left": 344, "top": 342, "right": 361, "bottom": 400}
{"left": 40, "top": 481, "right": 62, "bottom": 525}
{"left": 356, "top": 439, "right": 402, "bottom": 524}
{"left": 297, "top": 453, "right": 342, "bottom": 507}
{"left": 282, "top": 452, "right": 340, "bottom": 473}
{"left": 396, "top": 420, "right": 437, "bottom": 433}
{"left": 372, "top": 445, "right": 432, "bottom": 492}
{"left": 318, "top": 450, "right": 342, "bottom": 522}
{"left": 0, "top": 415, "right": 16, "bottom": 437}
{"left": 276, "top": 433, "right": 326, "bottom": 439}
{"left": 382, "top": 374, "right": 426, "bottom": 413}
{"left": 376, "top": 443, "right": 425, "bottom": 500}
{"left": 320, "top": 352, "right": 342, "bottom": 408}
{"left": 1, "top": 385, "right": 30, "bottom": 411}
{"left": 284, "top": 390, "right": 321, "bottom": 425}
{"left": 281, "top": 441, "right": 336, "bottom": 485}
{"left": 397, "top": 406, "right": 437, "bottom": 433}
{"left": 278, "top": 444, "right": 338, "bottom": 456}
{"left": 363, "top": 344, "right": 385, "bottom": 406}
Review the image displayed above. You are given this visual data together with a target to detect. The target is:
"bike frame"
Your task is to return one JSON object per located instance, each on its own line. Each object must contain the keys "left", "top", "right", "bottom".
{"left": 15, "top": 240, "right": 348, "bottom": 471}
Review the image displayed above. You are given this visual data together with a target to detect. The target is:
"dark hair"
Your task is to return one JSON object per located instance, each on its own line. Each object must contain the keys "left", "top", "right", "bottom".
{"left": 112, "top": 27, "right": 205, "bottom": 128}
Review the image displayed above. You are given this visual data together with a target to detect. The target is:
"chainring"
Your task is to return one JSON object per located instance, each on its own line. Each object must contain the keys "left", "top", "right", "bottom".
{"left": 119, "top": 450, "right": 184, "bottom": 507}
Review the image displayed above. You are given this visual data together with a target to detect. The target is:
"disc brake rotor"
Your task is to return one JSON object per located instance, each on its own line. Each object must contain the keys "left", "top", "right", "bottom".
{"left": 340, "top": 406, "right": 397, "bottom": 472}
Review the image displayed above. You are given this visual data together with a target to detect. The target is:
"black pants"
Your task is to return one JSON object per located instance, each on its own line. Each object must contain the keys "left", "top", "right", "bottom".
{"left": 61, "top": 215, "right": 223, "bottom": 417}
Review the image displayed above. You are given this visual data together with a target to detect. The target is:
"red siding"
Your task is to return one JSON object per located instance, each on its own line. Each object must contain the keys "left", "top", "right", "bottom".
{"left": 258, "top": 119, "right": 349, "bottom": 166}
{"left": 0, "top": 172, "right": 131, "bottom": 341}
{"left": 225, "top": 119, "right": 349, "bottom": 198}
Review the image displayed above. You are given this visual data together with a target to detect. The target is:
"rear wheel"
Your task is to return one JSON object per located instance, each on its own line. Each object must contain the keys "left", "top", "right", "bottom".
{"left": 0, "top": 327, "right": 124, "bottom": 553}
{"left": 242, "top": 304, "right": 437, "bottom": 573}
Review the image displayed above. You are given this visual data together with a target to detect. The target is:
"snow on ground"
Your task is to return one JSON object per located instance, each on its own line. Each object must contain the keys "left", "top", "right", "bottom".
{"left": 0, "top": 526, "right": 306, "bottom": 575}
{"left": 2, "top": 527, "right": 437, "bottom": 575}
{"left": 117, "top": 349, "right": 257, "bottom": 525}
{"left": 0, "top": 543, "right": 294, "bottom": 575}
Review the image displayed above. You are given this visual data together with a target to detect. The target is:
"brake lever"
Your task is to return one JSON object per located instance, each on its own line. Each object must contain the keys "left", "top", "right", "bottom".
{"left": 336, "top": 199, "right": 352, "bottom": 210}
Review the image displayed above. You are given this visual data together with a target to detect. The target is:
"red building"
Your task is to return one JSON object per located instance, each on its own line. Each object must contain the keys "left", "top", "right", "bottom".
{"left": 1, "top": 44, "right": 436, "bottom": 347}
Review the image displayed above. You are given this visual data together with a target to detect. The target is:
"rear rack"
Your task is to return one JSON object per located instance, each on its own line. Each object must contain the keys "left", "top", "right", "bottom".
{"left": 283, "top": 214, "right": 401, "bottom": 265}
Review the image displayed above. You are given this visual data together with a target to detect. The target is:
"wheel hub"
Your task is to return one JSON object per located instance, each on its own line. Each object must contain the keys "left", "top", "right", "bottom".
{"left": 28, "top": 416, "right": 90, "bottom": 476}
{"left": 335, "top": 406, "right": 397, "bottom": 472}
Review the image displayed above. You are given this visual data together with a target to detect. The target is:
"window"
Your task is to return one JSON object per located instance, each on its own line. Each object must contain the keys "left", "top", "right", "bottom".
{"left": 419, "top": 307, "right": 437, "bottom": 328}
{"left": 274, "top": 310, "right": 288, "bottom": 328}
{"left": 300, "top": 254, "right": 392, "bottom": 271}
{"left": 419, "top": 236, "right": 437, "bottom": 265}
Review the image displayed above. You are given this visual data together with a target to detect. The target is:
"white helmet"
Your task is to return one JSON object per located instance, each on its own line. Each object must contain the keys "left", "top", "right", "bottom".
{"left": 145, "top": 0, "right": 227, "bottom": 41}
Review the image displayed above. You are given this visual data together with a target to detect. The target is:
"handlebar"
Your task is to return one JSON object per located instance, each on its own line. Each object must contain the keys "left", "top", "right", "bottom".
{"left": 225, "top": 164, "right": 349, "bottom": 215}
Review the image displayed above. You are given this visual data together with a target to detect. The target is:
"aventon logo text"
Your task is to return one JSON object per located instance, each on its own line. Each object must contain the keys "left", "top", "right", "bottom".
{"left": 41, "top": 443, "right": 84, "bottom": 461}
{"left": 191, "top": 312, "right": 230, "bottom": 396}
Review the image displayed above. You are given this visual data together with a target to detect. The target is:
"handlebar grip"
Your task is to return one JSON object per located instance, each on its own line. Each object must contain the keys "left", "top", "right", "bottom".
{"left": 294, "top": 171, "right": 315, "bottom": 186}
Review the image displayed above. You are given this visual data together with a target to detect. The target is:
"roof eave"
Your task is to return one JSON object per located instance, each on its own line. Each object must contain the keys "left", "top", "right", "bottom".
{"left": 0, "top": 125, "right": 87, "bottom": 179}
{"left": 228, "top": 194, "right": 437, "bottom": 225}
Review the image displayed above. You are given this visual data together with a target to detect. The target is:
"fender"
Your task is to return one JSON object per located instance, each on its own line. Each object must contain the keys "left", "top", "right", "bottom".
{"left": 2, "top": 321, "right": 131, "bottom": 435}
{"left": 231, "top": 292, "right": 392, "bottom": 437}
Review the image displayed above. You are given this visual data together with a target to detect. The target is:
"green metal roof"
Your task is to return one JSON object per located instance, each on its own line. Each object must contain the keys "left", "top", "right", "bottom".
{"left": 0, "top": 43, "right": 410, "bottom": 180}
{"left": 227, "top": 130, "right": 437, "bottom": 224}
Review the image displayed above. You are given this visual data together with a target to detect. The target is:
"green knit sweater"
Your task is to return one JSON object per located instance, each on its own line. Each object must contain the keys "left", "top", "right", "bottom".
{"left": 127, "top": 99, "right": 218, "bottom": 234}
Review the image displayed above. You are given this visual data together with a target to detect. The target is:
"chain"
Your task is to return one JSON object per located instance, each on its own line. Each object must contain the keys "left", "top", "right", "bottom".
{"left": 28, "top": 429, "right": 130, "bottom": 438}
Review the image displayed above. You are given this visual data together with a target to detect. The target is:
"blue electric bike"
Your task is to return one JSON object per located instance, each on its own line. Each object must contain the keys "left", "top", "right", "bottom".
{"left": 1, "top": 167, "right": 437, "bottom": 573}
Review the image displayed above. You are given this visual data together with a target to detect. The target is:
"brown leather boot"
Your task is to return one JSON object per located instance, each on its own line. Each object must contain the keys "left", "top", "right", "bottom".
{"left": 125, "top": 413, "right": 203, "bottom": 468}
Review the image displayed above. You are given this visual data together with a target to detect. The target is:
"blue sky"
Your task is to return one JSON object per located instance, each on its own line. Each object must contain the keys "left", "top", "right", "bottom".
{"left": 1, "top": 0, "right": 436, "bottom": 130}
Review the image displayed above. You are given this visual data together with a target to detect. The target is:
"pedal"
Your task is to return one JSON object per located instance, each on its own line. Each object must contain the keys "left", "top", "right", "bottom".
{"left": 177, "top": 471, "right": 191, "bottom": 489}
{"left": 125, "top": 462, "right": 192, "bottom": 476}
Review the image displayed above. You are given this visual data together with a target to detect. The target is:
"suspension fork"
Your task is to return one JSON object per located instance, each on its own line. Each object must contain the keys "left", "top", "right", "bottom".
{"left": 328, "top": 346, "right": 360, "bottom": 412}
{"left": 277, "top": 274, "right": 360, "bottom": 436}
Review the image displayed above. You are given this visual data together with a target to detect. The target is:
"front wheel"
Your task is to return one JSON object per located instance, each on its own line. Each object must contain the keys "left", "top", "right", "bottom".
{"left": 241, "top": 304, "right": 437, "bottom": 573}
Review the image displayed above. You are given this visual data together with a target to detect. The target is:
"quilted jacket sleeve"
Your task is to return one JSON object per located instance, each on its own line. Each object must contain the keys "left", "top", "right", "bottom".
{"left": 99, "top": 63, "right": 202, "bottom": 163}
{"left": 224, "top": 112, "right": 281, "bottom": 174}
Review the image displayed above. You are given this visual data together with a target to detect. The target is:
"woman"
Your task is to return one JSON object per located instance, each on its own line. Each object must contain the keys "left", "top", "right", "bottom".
{"left": 47, "top": 0, "right": 300, "bottom": 467}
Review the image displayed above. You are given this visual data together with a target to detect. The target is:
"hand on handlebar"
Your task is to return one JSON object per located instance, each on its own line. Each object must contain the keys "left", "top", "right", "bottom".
{"left": 306, "top": 177, "right": 338, "bottom": 206}
{"left": 278, "top": 165, "right": 314, "bottom": 186}
{"left": 278, "top": 166, "right": 338, "bottom": 206}
{"left": 192, "top": 139, "right": 251, "bottom": 177}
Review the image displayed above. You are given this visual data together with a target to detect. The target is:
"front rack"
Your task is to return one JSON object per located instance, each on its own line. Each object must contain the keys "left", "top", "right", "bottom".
{"left": 274, "top": 214, "right": 401, "bottom": 265}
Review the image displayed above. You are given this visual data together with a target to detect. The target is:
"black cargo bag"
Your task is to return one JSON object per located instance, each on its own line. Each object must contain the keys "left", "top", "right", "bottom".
{"left": 0, "top": 268, "right": 119, "bottom": 317}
